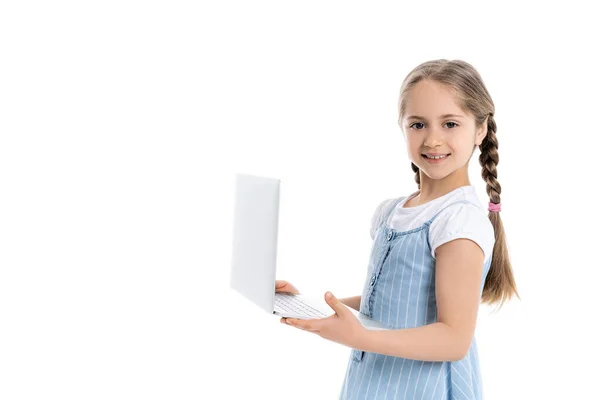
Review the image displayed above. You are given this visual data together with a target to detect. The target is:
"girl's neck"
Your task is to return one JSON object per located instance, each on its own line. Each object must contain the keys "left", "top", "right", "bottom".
{"left": 411, "top": 170, "right": 471, "bottom": 206}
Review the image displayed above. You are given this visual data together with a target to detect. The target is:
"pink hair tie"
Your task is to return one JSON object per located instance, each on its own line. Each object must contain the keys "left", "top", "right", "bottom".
{"left": 488, "top": 202, "right": 501, "bottom": 212}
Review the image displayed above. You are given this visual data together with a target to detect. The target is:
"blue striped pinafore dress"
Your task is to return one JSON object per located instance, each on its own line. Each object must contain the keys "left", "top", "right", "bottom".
{"left": 339, "top": 197, "right": 493, "bottom": 400}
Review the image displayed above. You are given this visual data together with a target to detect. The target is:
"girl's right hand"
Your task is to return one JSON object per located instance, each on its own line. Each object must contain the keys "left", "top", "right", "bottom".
{"left": 275, "top": 280, "right": 300, "bottom": 294}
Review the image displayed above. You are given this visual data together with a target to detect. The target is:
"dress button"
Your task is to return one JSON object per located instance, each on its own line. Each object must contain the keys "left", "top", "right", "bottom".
{"left": 370, "top": 275, "right": 376, "bottom": 285}
{"left": 387, "top": 231, "right": 393, "bottom": 241}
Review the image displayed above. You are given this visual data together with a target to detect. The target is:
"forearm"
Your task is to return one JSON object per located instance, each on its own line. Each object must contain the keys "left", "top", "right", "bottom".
{"left": 357, "top": 322, "right": 467, "bottom": 362}
{"left": 339, "top": 295, "right": 361, "bottom": 312}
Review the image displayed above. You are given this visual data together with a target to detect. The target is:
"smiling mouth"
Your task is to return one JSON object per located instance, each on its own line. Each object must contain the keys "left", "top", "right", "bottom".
{"left": 422, "top": 153, "right": 451, "bottom": 159}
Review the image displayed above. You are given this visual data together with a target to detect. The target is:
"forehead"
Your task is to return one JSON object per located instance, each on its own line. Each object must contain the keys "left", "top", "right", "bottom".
{"left": 404, "top": 80, "right": 465, "bottom": 119}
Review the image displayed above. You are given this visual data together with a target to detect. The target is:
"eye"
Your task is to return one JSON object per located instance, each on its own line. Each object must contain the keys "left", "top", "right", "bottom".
{"left": 408, "top": 121, "right": 459, "bottom": 130}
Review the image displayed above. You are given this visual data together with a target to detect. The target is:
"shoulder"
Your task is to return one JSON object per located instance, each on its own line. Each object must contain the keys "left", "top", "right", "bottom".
{"left": 428, "top": 200, "right": 495, "bottom": 262}
{"left": 370, "top": 197, "right": 406, "bottom": 240}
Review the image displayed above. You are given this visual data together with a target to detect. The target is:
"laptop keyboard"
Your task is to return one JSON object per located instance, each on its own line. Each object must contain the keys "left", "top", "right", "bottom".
{"left": 275, "top": 293, "right": 328, "bottom": 318}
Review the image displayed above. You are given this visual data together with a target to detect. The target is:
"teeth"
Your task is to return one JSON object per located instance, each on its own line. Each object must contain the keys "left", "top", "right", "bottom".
{"left": 425, "top": 154, "right": 448, "bottom": 159}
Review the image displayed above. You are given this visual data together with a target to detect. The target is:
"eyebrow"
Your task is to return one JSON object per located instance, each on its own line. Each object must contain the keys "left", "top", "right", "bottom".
{"left": 406, "top": 114, "right": 464, "bottom": 120}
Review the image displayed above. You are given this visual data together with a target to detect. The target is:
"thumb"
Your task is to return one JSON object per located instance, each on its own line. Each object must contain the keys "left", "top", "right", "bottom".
{"left": 325, "top": 291, "right": 345, "bottom": 313}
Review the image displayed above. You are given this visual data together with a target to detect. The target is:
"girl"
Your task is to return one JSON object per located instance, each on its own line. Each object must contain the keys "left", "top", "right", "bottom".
{"left": 277, "top": 59, "right": 519, "bottom": 399}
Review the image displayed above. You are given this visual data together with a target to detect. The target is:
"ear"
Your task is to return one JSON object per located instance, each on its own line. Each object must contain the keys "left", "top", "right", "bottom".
{"left": 475, "top": 116, "right": 488, "bottom": 146}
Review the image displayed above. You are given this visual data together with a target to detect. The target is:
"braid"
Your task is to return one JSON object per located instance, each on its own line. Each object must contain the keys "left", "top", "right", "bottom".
{"left": 411, "top": 161, "right": 420, "bottom": 189}
{"left": 479, "top": 114, "right": 501, "bottom": 205}
{"left": 478, "top": 113, "right": 519, "bottom": 307}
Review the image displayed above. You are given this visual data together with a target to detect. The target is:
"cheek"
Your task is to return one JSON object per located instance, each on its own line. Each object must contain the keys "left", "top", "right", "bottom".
{"left": 406, "top": 140, "right": 419, "bottom": 151}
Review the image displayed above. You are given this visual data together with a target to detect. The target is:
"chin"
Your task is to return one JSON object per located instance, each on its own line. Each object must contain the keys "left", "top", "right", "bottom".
{"left": 421, "top": 171, "right": 449, "bottom": 181}
{"left": 414, "top": 164, "right": 451, "bottom": 180}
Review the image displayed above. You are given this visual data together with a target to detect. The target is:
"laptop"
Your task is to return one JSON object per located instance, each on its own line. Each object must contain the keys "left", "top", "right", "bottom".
{"left": 230, "top": 173, "right": 390, "bottom": 331}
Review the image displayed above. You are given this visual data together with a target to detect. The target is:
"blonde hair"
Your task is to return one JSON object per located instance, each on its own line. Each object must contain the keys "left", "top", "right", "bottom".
{"left": 397, "top": 59, "right": 519, "bottom": 309}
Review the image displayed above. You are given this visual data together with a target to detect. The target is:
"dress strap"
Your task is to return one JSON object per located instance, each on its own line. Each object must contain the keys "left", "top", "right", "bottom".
{"left": 424, "top": 199, "right": 481, "bottom": 226}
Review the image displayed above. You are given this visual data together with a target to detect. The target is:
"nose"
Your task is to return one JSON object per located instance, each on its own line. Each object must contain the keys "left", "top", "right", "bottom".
{"left": 423, "top": 130, "right": 444, "bottom": 148}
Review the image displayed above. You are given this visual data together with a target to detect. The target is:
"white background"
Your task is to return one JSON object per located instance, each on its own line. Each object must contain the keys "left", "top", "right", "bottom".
{"left": 1, "top": 1, "right": 599, "bottom": 399}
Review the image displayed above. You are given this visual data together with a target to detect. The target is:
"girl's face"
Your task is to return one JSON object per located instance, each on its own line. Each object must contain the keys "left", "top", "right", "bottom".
{"left": 399, "top": 79, "right": 487, "bottom": 182}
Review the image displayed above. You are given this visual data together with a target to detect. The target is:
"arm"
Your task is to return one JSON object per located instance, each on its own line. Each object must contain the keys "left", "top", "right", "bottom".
{"left": 339, "top": 295, "right": 361, "bottom": 312}
{"left": 355, "top": 238, "right": 485, "bottom": 362}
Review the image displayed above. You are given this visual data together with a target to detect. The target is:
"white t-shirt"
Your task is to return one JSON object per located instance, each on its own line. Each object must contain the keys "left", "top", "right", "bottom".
{"left": 370, "top": 185, "right": 495, "bottom": 262}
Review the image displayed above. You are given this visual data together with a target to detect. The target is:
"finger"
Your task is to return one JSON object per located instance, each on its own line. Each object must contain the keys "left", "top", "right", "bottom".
{"left": 288, "top": 318, "right": 320, "bottom": 332}
{"left": 324, "top": 291, "right": 347, "bottom": 315}
{"left": 275, "top": 283, "right": 293, "bottom": 293}
{"left": 287, "top": 318, "right": 302, "bottom": 329}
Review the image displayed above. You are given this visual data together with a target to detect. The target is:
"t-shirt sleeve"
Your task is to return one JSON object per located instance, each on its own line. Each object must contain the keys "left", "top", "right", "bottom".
{"left": 428, "top": 203, "right": 495, "bottom": 262}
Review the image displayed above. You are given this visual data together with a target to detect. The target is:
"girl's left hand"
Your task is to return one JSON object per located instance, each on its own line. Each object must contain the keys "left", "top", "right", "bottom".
{"left": 280, "top": 292, "right": 367, "bottom": 348}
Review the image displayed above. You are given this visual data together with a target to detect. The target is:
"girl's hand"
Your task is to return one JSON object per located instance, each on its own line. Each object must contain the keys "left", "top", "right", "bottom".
{"left": 275, "top": 280, "right": 300, "bottom": 294}
{"left": 281, "top": 292, "right": 367, "bottom": 349}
